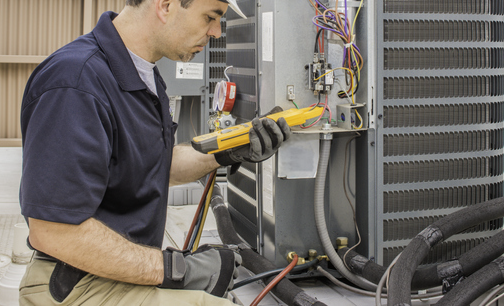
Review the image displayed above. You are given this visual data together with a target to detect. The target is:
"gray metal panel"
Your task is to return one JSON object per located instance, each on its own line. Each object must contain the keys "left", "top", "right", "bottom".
{"left": 225, "top": 0, "right": 259, "bottom": 251}
{"left": 260, "top": 0, "right": 330, "bottom": 266}
{"left": 373, "top": 0, "right": 504, "bottom": 266}
{"left": 260, "top": 1, "right": 321, "bottom": 114}
{"left": 228, "top": 0, "right": 372, "bottom": 267}
{"left": 226, "top": 0, "right": 374, "bottom": 267}
{"left": 226, "top": 0, "right": 258, "bottom": 122}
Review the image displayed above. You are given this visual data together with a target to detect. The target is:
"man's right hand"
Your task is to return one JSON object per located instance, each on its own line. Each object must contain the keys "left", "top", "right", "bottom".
{"left": 214, "top": 116, "right": 291, "bottom": 166}
{"left": 159, "top": 244, "right": 241, "bottom": 297}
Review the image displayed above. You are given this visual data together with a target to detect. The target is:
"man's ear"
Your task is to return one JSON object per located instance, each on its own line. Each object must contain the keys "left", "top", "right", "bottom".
{"left": 155, "top": 0, "right": 172, "bottom": 24}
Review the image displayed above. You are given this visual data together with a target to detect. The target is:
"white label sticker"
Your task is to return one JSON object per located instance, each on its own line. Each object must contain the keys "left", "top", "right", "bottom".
{"left": 262, "top": 158, "right": 274, "bottom": 217}
{"left": 262, "top": 12, "right": 273, "bottom": 62}
{"left": 229, "top": 84, "right": 236, "bottom": 100}
{"left": 175, "top": 62, "right": 204, "bottom": 79}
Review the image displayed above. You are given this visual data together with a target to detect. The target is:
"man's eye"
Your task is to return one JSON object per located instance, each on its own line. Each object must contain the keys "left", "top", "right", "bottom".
{"left": 207, "top": 15, "right": 216, "bottom": 22}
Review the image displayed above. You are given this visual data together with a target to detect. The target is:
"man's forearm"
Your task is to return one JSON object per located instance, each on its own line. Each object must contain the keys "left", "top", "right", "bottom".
{"left": 28, "top": 217, "right": 164, "bottom": 285}
{"left": 170, "top": 143, "right": 221, "bottom": 186}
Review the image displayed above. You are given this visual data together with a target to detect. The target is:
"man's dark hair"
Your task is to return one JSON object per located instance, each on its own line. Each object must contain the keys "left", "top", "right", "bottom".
{"left": 125, "top": 0, "right": 195, "bottom": 8}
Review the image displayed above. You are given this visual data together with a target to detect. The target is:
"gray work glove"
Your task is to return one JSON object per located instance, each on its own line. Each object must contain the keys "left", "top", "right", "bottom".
{"left": 214, "top": 109, "right": 291, "bottom": 167}
{"left": 159, "top": 244, "right": 242, "bottom": 297}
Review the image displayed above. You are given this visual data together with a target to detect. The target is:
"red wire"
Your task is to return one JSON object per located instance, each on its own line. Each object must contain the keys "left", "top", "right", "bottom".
{"left": 182, "top": 170, "right": 217, "bottom": 250}
{"left": 318, "top": 33, "right": 323, "bottom": 53}
{"left": 325, "top": 96, "right": 332, "bottom": 122}
{"left": 347, "top": 48, "right": 351, "bottom": 70}
{"left": 249, "top": 254, "right": 298, "bottom": 306}
{"left": 300, "top": 96, "right": 330, "bottom": 129}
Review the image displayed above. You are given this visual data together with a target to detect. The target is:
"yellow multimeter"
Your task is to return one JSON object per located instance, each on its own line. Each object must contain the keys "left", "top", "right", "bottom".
{"left": 191, "top": 106, "right": 324, "bottom": 154}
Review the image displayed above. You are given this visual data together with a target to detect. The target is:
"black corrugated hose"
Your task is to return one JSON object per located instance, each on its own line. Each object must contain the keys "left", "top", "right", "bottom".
{"left": 434, "top": 256, "right": 504, "bottom": 306}
{"left": 339, "top": 228, "right": 504, "bottom": 290}
{"left": 387, "top": 197, "right": 504, "bottom": 306}
{"left": 209, "top": 182, "right": 327, "bottom": 306}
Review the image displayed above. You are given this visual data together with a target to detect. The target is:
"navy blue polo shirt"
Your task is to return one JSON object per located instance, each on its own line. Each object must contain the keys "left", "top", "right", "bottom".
{"left": 20, "top": 11, "right": 176, "bottom": 248}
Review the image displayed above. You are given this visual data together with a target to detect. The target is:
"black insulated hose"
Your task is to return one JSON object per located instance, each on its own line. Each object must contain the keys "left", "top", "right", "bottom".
{"left": 434, "top": 256, "right": 504, "bottom": 306}
{"left": 339, "top": 247, "right": 441, "bottom": 290}
{"left": 209, "top": 183, "right": 327, "bottom": 306}
{"left": 387, "top": 197, "right": 504, "bottom": 306}
{"left": 339, "top": 229, "right": 504, "bottom": 290}
{"left": 233, "top": 258, "right": 320, "bottom": 290}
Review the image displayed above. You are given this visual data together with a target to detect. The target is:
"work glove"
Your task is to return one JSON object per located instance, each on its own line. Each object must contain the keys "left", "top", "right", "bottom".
{"left": 158, "top": 244, "right": 242, "bottom": 297}
{"left": 214, "top": 107, "right": 291, "bottom": 167}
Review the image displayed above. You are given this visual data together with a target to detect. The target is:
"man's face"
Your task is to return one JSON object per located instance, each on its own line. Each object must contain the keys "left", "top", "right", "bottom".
{"left": 162, "top": 0, "right": 227, "bottom": 62}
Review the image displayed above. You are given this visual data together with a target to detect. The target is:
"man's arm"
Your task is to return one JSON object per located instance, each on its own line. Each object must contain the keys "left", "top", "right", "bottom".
{"left": 28, "top": 217, "right": 164, "bottom": 285}
{"left": 169, "top": 143, "right": 221, "bottom": 186}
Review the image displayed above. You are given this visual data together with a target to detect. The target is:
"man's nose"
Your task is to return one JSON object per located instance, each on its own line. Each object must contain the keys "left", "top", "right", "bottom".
{"left": 207, "top": 21, "right": 222, "bottom": 39}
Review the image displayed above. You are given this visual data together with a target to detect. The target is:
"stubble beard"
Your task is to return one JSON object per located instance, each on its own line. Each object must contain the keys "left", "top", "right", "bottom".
{"left": 178, "top": 37, "right": 208, "bottom": 62}
{"left": 179, "top": 51, "right": 198, "bottom": 62}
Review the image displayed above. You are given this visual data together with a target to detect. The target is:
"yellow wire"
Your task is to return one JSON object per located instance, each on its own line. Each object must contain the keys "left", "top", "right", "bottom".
{"left": 192, "top": 175, "right": 217, "bottom": 251}
{"left": 314, "top": 67, "right": 353, "bottom": 83}
{"left": 350, "top": 0, "right": 364, "bottom": 81}
{"left": 314, "top": 67, "right": 355, "bottom": 104}
{"left": 313, "top": 68, "right": 335, "bottom": 82}
{"left": 351, "top": 0, "right": 364, "bottom": 38}
{"left": 354, "top": 109, "right": 363, "bottom": 129}
{"left": 351, "top": 47, "right": 361, "bottom": 81}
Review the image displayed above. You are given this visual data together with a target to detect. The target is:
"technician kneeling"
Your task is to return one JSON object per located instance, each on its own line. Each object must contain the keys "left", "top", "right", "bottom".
{"left": 18, "top": 0, "right": 290, "bottom": 305}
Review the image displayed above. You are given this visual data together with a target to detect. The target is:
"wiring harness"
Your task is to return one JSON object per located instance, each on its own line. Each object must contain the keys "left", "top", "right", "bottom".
{"left": 309, "top": 0, "right": 364, "bottom": 101}
{"left": 304, "top": 0, "right": 364, "bottom": 130}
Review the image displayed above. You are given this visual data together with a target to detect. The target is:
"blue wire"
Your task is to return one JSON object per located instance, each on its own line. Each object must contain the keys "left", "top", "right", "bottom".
{"left": 187, "top": 196, "right": 206, "bottom": 250}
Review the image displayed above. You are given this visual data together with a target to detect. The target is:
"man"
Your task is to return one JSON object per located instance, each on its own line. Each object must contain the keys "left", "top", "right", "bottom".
{"left": 18, "top": 0, "right": 290, "bottom": 305}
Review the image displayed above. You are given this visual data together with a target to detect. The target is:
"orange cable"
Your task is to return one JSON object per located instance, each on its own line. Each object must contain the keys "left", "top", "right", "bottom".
{"left": 182, "top": 170, "right": 217, "bottom": 250}
{"left": 249, "top": 254, "right": 298, "bottom": 306}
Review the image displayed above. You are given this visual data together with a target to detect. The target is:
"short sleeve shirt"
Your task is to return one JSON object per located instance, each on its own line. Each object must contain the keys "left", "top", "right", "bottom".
{"left": 20, "top": 11, "right": 176, "bottom": 248}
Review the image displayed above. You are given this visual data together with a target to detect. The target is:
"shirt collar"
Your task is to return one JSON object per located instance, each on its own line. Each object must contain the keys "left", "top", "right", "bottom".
{"left": 92, "top": 11, "right": 147, "bottom": 92}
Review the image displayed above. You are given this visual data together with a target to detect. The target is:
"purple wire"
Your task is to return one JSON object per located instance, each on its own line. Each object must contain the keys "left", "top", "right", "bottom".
{"left": 314, "top": 0, "right": 338, "bottom": 21}
{"left": 344, "top": 0, "right": 350, "bottom": 36}
{"left": 311, "top": 0, "right": 360, "bottom": 67}
{"left": 312, "top": 16, "right": 345, "bottom": 36}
